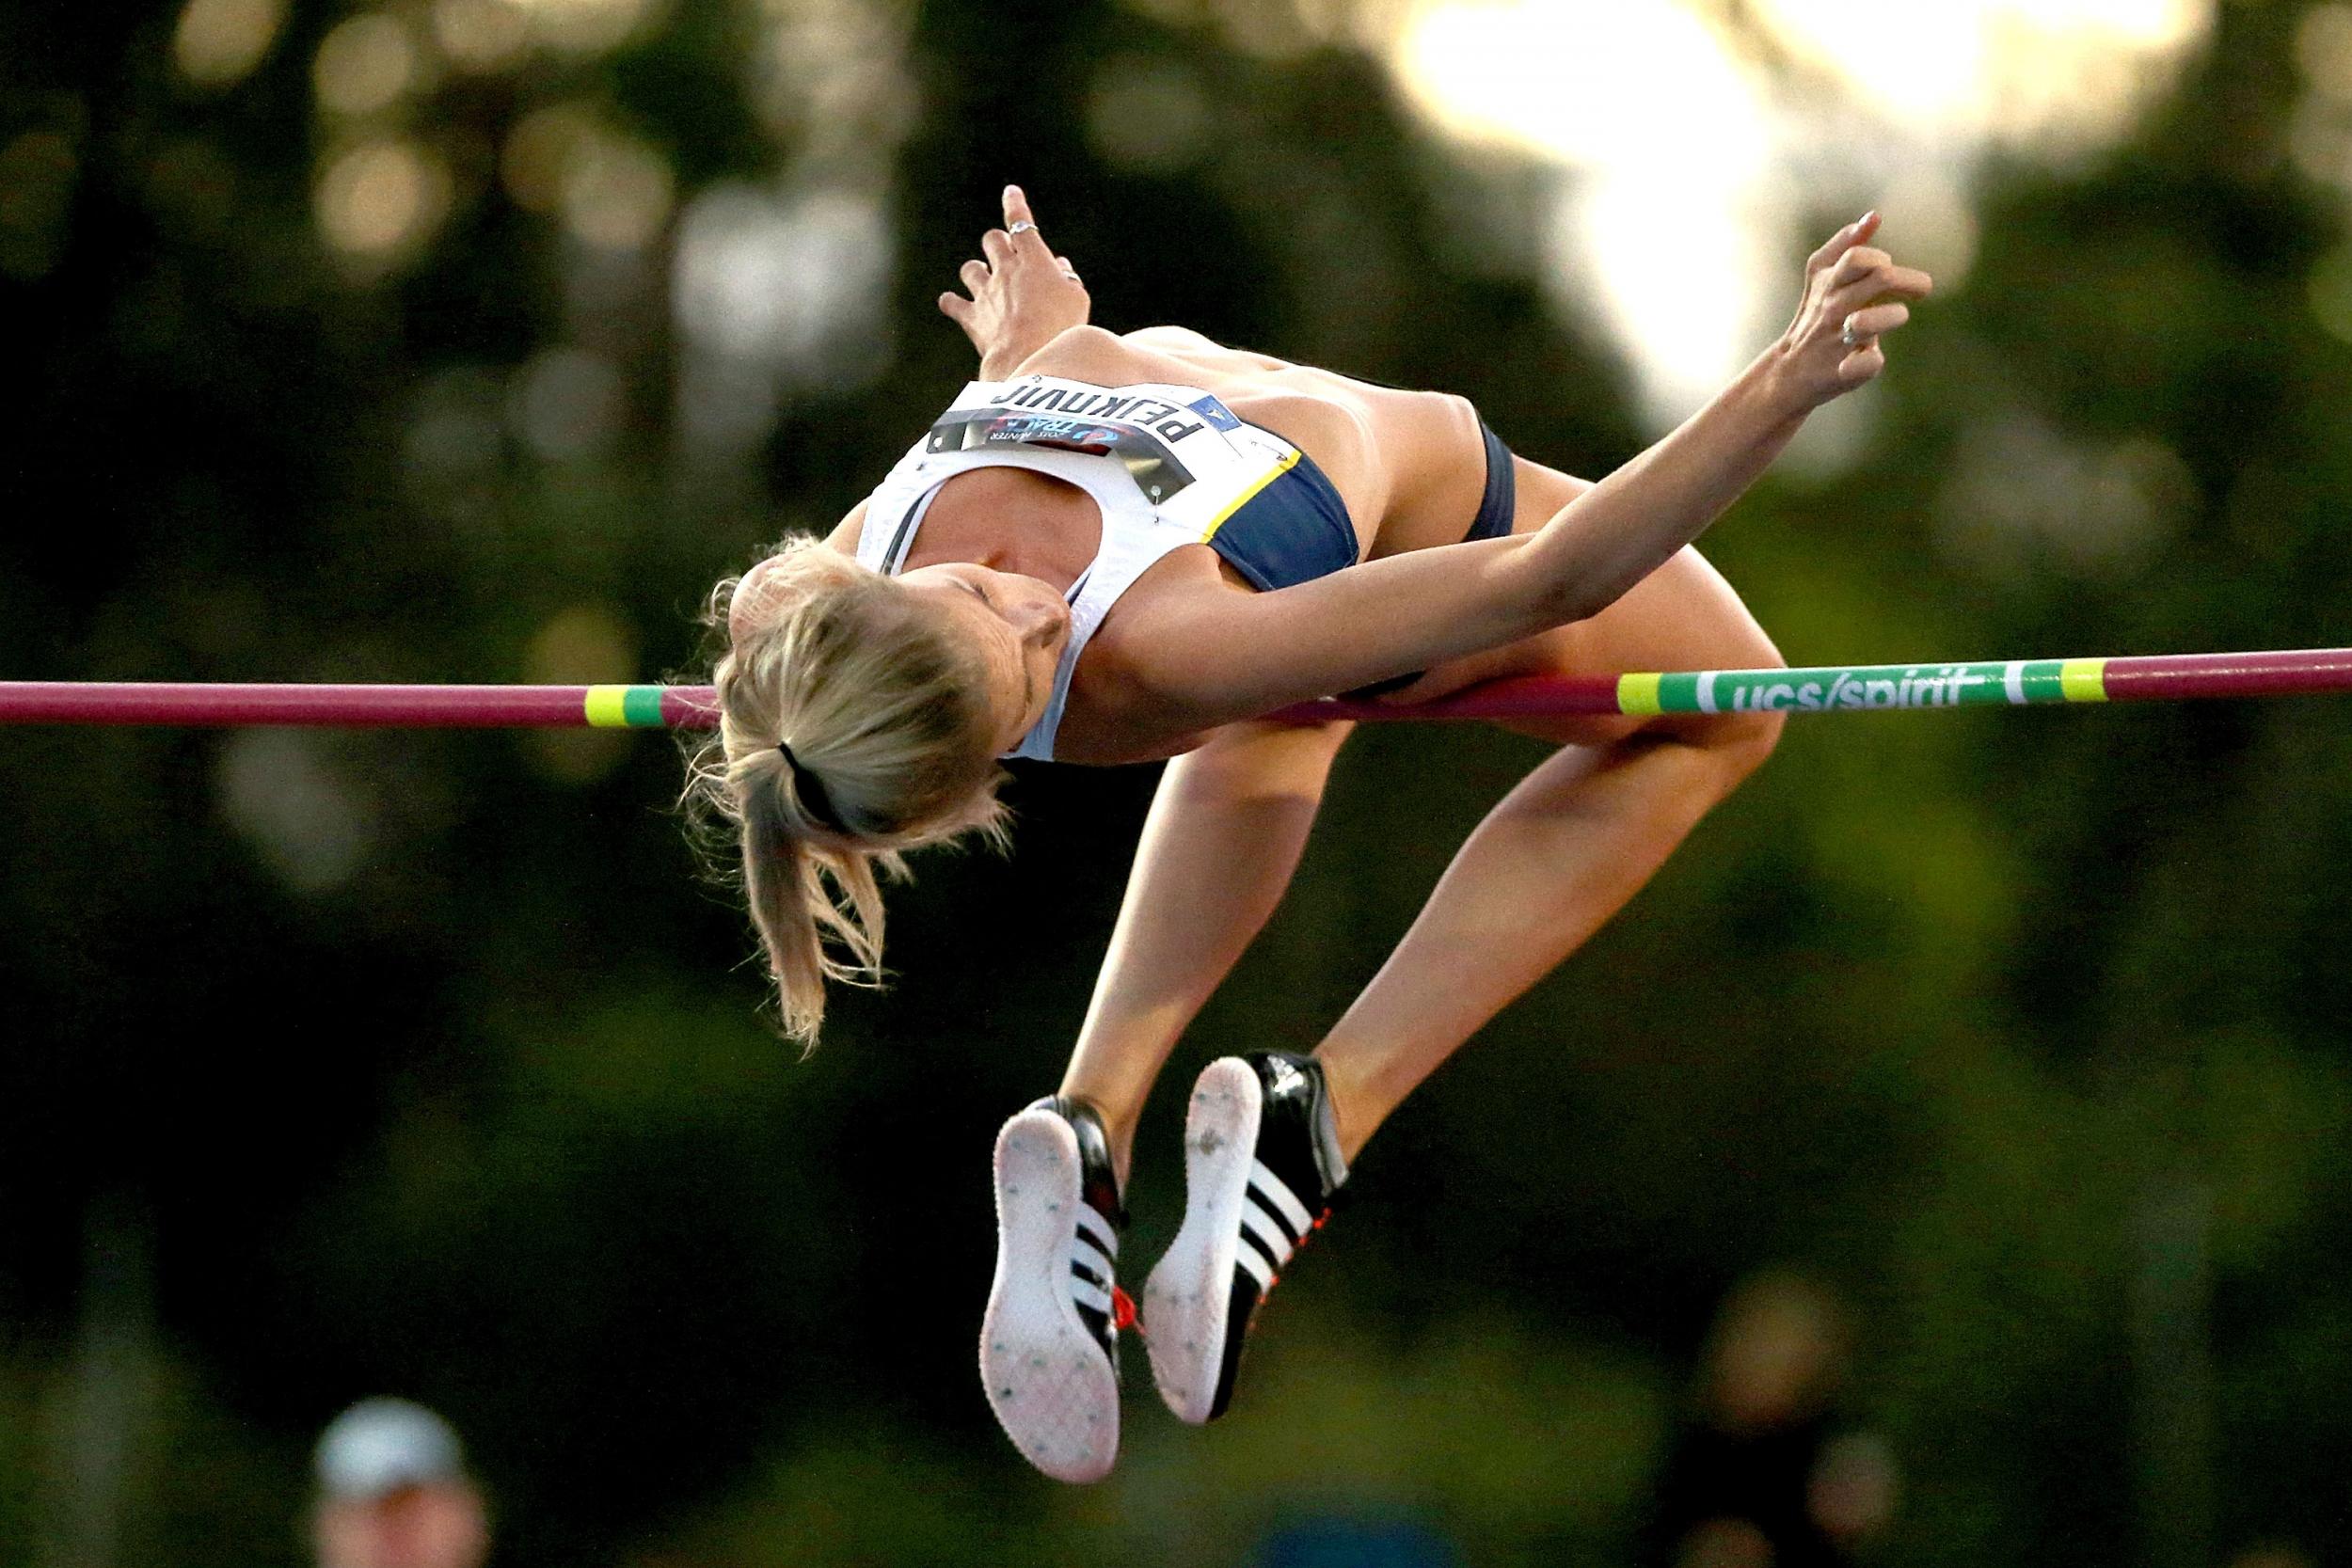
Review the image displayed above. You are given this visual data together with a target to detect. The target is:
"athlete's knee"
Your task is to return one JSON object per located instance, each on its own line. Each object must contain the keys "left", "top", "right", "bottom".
{"left": 1124, "top": 325, "right": 1216, "bottom": 351}
{"left": 1712, "top": 706, "right": 1784, "bottom": 781}
{"left": 1694, "top": 648, "right": 1787, "bottom": 782}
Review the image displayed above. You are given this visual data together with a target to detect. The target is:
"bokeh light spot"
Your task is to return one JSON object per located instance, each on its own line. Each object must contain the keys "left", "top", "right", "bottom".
{"left": 2305, "top": 245, "right": 2352, "bottom": 342}
{"left": 501, "top": 103, "right": 596, "bottom": 213}
{"left": 506, "top": 0, "right": 653, "bottom": 55}
{"left": 2298, "top": 5, "right": 2352, "bottom": 103}
{"left": 560, "top": 134, "right": 674, "bottom": 251}
{"left": 315, "top": 138, "right": 452, "bottom": 263}
{"left": 522, "top": 604, "right": 640, "bottom": 784}
{"left": 172, "top": 0, "right": 290, "bottom": 87}
{"left": 314, "top": 13, "right": 421, "bottom": 118}
{"left": 1086, "top": 55, "right": 1211, "bottom": 173}
{"left": 509, "top": 346, "right": 628, "bottom": 461}
{"left": 434, "top": 0, "right": 532, "bottom": 70}
{"left": 216, "top": 730, "right": 377, "bottom": 894}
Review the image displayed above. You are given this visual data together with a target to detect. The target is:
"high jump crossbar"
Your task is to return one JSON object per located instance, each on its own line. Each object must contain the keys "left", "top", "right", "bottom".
{"left": 3, "top": 648, "right": 2350, "bottom": 728}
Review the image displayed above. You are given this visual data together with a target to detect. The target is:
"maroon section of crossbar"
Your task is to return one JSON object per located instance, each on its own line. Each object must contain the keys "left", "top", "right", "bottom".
{"left": 0, "top": 683, "right": 608, "bottom": 727}
{"left": 2104, "top": 648, "right": 2352, "bottom": 702}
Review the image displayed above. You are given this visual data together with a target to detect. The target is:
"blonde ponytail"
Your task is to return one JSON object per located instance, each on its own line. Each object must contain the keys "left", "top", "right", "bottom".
{"left": 680, "top": 538, "right": 1010, "bottom": 1039}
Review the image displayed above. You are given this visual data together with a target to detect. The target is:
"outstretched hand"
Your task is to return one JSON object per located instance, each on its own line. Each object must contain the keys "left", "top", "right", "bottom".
{"left": 1773, "top": 212, "right": 1933, "bottom": 410}
{"left": 939, "top": 185, "right": 1092, "bottom": 381}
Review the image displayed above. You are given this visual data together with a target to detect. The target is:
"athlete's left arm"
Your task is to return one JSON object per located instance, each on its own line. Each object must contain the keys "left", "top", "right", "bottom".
{"left": 1124, "top": 214, "right": 1926, "bottom": 727}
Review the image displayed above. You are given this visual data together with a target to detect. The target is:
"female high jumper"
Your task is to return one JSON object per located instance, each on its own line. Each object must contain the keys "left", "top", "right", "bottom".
{"left": 688, "top": 186, "right": 1931, "bottom": 1481}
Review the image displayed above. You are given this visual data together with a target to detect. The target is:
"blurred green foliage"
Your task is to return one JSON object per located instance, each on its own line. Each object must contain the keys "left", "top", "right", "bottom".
{"left": 7, "top": 0, "right": 2352, "bottom": 1564}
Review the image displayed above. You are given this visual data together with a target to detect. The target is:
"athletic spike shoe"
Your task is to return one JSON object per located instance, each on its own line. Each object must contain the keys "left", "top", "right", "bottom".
{"left": 1144, "top": 1052, "right": 1348, "bottom": 1424}
{"left": 980, "top": 1095, "right": 1133, "bottom": 1483}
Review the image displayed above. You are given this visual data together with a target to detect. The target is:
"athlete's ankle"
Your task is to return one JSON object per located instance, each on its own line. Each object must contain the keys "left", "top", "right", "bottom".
{"left": 1305, "top": 1047, "right": 1394, "bottom": 1164}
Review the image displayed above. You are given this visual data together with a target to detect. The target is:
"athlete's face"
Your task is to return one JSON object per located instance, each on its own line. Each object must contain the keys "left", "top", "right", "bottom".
{"left": 896, "top": 563, "right": 1072, "bottom": 752}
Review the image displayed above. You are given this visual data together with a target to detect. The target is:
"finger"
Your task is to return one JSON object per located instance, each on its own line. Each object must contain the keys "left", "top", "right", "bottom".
{"left": 1807, "top": 210, "right": 1878, "bottom": 272}
{"left": 1837, "top": 341, "right": 1886, "bottom": 386}
{"left": 981, "top": 229, "right": 1013, "bottom": 267}
{"left": 1843, "top": 301, "right": 1910, "bottom": 341}
{"left": 1824, "top": 263, "right": 1932, "bottom": 318}
{"left": 1004, "top": 185, "right": 1051, "bottom": 257}
{"left": 1828, "top": 245, "right": 1891, "bottom": 287}
{"left": 959, "top": 259, "right": 989, "bottom": 293}
{"left": 938, "top": 292, "right": 973, "bottom": 324}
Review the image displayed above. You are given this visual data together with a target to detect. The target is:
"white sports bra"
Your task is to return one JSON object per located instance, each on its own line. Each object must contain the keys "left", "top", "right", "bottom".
{"left": 855, "top": 373, "right": 1309, "bottom": 761}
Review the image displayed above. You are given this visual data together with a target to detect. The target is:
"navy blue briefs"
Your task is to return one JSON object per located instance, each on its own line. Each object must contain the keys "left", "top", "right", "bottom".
{"left": 1205, "top": 419, "right": 1518, "bottom": 597}
{"left": 1202, "top": 447, "right": 1359, "bottom": 592}
{"left": 1465, "top": 420, "right": 1518, "bottom": 544}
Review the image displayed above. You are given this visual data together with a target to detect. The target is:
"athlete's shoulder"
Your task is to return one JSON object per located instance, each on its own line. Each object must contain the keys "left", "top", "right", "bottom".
{"left": 822, "top": 499, "right": 868, "bottom": 553}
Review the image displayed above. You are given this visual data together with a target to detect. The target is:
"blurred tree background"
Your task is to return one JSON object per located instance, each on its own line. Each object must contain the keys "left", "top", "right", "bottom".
{"left": 6, "top": 0, "right": 2352, "bottom": 1563}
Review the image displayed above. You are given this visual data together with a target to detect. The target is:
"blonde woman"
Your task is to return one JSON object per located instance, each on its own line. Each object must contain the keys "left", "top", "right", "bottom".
{"left": 694, "top": 187, "right": 1931, "bottom": 1482}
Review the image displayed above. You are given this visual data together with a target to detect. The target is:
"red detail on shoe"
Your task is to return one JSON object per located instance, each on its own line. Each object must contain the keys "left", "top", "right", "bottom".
{"left": 1111, "top": 1284, "right": 1138, "bottom": 1332}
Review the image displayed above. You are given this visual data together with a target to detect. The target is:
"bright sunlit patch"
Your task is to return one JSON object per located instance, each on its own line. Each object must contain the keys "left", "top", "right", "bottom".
{"left": 1397, "top": 1, "right": 1778, "bottom": 418}
{"left": 1391, "top": 0, "right": 2213, "bottom": 429}
{"left": 1749, "top": 0, "right": 2202, "bottom": 137}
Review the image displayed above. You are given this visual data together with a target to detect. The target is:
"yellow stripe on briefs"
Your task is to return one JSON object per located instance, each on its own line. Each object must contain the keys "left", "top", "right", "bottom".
{"left": 583, "top": 686, "right": 632, "bottom": 727}
{"left": 1198, "top": 449, "right": 1302, "bottom": 544}
{"left": 2059, "top": 658, "right": 2109, "bottom": 703}
{"left": 1617, "top": 673, "right": 1664, "bottom": 716}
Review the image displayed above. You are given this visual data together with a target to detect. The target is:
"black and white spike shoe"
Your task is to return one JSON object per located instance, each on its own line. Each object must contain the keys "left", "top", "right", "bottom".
{"left": 981, "top": 1095, "right": 1133, "bottom": 1483}
{"left": 1144, "top": 1052, "right": 1348, "bottom": 1424}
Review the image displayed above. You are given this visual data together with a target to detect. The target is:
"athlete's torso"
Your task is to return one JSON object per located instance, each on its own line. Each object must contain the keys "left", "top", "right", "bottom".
{"left": 856, "top": 373, "right": 1357, "bottom": 761}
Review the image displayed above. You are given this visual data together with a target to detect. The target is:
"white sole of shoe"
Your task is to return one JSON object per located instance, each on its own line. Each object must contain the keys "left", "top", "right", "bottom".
{"left": 1143, "top": 1056, "right": 1263, "bottom": 1425}
{"left": 979, "top": 1107, "right": 1120, "bottom": 1483}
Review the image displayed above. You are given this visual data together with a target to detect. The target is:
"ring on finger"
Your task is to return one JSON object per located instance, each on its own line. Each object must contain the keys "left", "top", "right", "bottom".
{"left": 1009, "top": 220, "right": 1036, "bottom": 235}
{"left": 1840, "top": 321, "right": 1863, "bottom": 348}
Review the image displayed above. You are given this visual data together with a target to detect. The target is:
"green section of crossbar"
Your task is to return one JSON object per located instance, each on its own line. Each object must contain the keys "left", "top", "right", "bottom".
{"left": 1615, "top": 658, "right": 2107, "bottom": 716}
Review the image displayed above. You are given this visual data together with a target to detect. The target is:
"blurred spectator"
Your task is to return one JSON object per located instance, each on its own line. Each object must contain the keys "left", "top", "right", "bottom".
{"left": 1645, "top": 1272, "right": 1897, "bottom": 1568}
{"left": 310, "top": 1398, "right": 490, "bottom": 1568}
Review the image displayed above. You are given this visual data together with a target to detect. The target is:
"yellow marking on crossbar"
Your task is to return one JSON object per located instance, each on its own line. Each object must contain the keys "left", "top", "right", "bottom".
{"left": 1198, "top": 450, "right": 1302, "bottom": 543}
{"left": 2059, "top": 658, "right": 2109, "bottom": 703}
{"left": 1618, "top": 673, "right": 1664, "bottom": 716}
{"left": 583, "top": 686, "right": 632, "bottom": 727}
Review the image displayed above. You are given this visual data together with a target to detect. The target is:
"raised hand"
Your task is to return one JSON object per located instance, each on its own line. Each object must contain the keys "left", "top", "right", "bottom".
{"left": 1772, "top": 213, "right": 1933, "bottom": 409}
{"left": 938, "top": 184, "right": 1092, "bottom": 381}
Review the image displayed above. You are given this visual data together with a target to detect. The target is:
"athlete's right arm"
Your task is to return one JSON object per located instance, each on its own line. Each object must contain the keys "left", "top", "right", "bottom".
{"left": 822, "top": 499, "right": 869, "bottom": 553}
{"left": 1126, "top": 215, "right": 1930, "bottom": 726}
{"left": 939, "top": 186, "right": 1092, "bottom": 381}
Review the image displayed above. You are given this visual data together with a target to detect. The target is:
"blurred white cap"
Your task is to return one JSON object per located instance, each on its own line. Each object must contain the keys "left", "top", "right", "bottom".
{"left": 314, "top": 1397, "right": 467, "bottom": 1498}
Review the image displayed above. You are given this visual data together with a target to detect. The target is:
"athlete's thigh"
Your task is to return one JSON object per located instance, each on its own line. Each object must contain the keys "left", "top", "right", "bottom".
{"left": 1399, "top": 455, "right": 1785, "bottom": 746}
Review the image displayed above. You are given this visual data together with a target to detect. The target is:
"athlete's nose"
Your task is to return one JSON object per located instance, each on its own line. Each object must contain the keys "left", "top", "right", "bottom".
{"left": 1007, "top": 584, "right": 1066, "bottom": 647}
